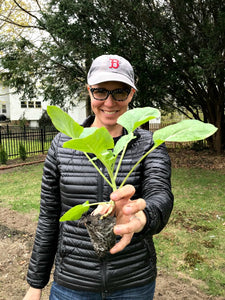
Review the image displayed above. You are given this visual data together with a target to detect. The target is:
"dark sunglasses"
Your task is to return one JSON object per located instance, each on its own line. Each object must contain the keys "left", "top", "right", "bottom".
{"left": 90, "top": 87, "right": 131, "bottom": 102}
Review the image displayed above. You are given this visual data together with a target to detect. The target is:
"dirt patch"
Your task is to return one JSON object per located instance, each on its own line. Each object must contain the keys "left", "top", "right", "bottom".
{"left": 0, "top": 207, "right": 52, "bottom": 300}
{"left": 0, "top": 206, "right": 224, "bottom": 300}
{"left": 168, "top": 149, "right": 225, "bottom": 172}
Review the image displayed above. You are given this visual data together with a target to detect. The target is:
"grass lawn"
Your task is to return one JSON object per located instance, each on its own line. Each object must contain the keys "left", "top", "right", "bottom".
{"left": 0, "top": 163, "right": 224, "bottom": 296}
{"left": 0, "top": 164, "right": 44, "bottom": 213}
{"left": 154, "top": 167, "right": 225, "bottom": 297}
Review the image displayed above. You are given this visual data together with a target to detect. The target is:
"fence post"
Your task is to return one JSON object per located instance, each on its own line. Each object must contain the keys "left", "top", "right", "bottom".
{"left": 41, "top": 128, "right": 44, "bottom": 153}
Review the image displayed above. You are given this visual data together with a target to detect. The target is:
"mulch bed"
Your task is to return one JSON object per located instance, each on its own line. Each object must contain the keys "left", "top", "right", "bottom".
{"left": 168, "top": 149, "right": 225, "bottom": 171}
{"left": 0, "top": 154, "right": 46, "bottom": 171}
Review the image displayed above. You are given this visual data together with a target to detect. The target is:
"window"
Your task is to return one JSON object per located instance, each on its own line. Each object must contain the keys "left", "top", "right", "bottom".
{"left": 28, "top": 101, "right": 34, "bottom": 108}
{"left": 2, "top": 104, "right": 6, "bottom": 113}
{"left": 35, "top": 101, "right": 42, "bottom": 108}
{"left": 21, "top": 101, "right": 27, "bottom": 108}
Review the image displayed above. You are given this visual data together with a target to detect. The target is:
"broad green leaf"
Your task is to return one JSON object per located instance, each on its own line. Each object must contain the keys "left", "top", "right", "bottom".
{"left": 117, "top": 107, "right": 160, "bottom": 133}
{"left": 153, "top": 120, "right": 217, "bottom": 143}
{"left": 113, "top": 133, "right": 136, "bottom": 156}
{"left": 79, "top": 127, "right": 98, "bottom": 138}
{"left": 47, "top": 105, "right": 83, "bottom": 138}
{"left": 60, "top": 201, "right": 90, "bottom": 221}
{"left": 63, "top": 127, "right": 114, "bottom": 154}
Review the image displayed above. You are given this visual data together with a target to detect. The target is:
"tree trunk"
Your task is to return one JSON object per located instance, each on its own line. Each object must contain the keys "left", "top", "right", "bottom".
{"left": 85, "top": 95, "right": 92, "bottom": 117}
{"left": 212, "top": 103, "right": 224, "bottom": 154}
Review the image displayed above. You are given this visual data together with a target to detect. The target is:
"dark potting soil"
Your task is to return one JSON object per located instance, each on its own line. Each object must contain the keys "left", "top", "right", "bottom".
{"left": 82, "top": 214, "right": 116, "bottom": 257}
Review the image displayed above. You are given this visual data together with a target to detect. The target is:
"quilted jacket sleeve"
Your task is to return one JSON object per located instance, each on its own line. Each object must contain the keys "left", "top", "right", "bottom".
{"left": 141, "top": 141, "right": 174, "bottom": 236}
{"left": 27, "top": 134, "right": 61, "bottom": 289}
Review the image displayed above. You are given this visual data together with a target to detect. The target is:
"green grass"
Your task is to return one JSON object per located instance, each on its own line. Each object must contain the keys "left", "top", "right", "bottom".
{"left": 0, "top": 164, "right": 44, "bottom": 213}
{"left": 0, "top": 164, "right": 224, "bottom": 296}
{"left": 154, "top": 168, "right": 225, "bottom": 297}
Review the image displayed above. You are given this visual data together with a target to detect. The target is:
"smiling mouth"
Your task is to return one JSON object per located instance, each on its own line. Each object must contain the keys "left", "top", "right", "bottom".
{"left": 102, "top": 110, "right": 118, "bottom": 115}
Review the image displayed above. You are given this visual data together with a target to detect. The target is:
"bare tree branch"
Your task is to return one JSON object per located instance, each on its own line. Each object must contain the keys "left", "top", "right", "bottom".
{"left": 0, "top": 16, "right": 43, "bottom": 29}
{"left": 12, "top": 0, "right": 39, "bottom": 21}
{"left": 34, "top": 0, "right": 42, "bottom": 12}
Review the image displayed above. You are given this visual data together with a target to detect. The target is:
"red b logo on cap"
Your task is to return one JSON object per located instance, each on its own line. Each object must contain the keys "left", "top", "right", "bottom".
{"left": 109, "top": 59, "right": 119, "bottom": 69}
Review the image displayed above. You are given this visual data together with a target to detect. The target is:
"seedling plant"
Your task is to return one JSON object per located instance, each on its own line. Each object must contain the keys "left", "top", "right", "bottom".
{"left": 47, "top": 106, "right": 217, "bottom": 256}
{"left": 47, "top": 105, "right": 217, "bottom": 219}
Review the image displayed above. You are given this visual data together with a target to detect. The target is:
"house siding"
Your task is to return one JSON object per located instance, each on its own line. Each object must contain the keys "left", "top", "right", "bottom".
{"left": 0, "top": 83, "right": 86, "bottom": 126}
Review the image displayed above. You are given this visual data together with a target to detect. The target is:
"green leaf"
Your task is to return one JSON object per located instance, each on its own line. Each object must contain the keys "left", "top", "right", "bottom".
{"left": 79, "top": 127, "right": 98, "bottom": 138}
{"left": 47, "top": 106, "right": 83, "bottom": 138}
{"left": 60, "top": 201, "right": 90, "bottom": 221}
{"left": 98, "top": 149, "right": 116, "bottom": 171}
{"left": 63, "top": 127, "right": 114, "bottom": 154}
{"left": 153, "top": 120, "right": 217, "bottom": 142}
{"left": 113, "top": 133, "right": 136, "bottom": 156}
{"left": 117, "top": 107, "right": 160, "bottom": 133}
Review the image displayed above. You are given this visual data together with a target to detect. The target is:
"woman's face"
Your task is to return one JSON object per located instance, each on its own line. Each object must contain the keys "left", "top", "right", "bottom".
{"left": 88, "top": 81, "right": 135, "bottom": 135}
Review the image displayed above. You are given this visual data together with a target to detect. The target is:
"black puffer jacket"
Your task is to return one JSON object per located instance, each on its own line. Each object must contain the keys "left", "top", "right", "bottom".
{"left": 27, "top": 116, "right": 173, "bottom": 293}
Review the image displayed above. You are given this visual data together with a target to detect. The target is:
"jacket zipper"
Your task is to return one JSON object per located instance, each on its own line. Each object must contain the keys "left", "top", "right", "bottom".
{"left": 96, "top": 164, "right": 108, "bottom": 292}
{"left": 101, "top": 257, "right": 108, "bottom": 293}
{"left": 97, "top": 166, "right": 104, "bottom": 202}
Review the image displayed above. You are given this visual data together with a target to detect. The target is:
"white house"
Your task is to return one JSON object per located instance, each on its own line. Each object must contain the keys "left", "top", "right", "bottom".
{"left": 0, "top": 83, "right": 86, "bottom": 127}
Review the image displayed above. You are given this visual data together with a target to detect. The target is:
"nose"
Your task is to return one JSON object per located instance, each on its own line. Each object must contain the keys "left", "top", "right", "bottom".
{"left": 103, "top": 94, "right": 115, "bottom": 106}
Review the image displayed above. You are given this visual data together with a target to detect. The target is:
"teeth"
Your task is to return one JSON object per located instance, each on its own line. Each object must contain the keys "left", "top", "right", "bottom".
{"left": 104, "top": 111, "right": 117, "bottom": 115}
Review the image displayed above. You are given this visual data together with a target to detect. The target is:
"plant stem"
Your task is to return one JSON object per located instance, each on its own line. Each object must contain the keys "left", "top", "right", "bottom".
{"left": 113, "top": 143, "right": 128, "bottom": 182}
{"left": 88, "top": 201, "right": 112, "bottom": 207}
{"left": 84, "top": 152, "right": 114, "bottom": 189}
{"left": 119, "top": 143, "right": 161, "bottom": 188}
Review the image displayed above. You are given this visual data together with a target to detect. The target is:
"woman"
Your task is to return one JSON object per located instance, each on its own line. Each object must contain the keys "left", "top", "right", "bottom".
{"left": 24, "top": 54, "right": 173, "bottom": 300}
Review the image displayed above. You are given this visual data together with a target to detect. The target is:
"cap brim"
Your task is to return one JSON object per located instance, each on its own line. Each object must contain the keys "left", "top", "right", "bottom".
{"left": 88, "top": 72, "right": 137, "bottom": 90}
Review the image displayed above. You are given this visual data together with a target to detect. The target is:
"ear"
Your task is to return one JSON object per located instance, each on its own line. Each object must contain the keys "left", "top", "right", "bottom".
{"left": 130, "top": 88, "right": 136, "bottom": 98}
{"left": 87, "top": 85, "right": 92, "bottom": 98}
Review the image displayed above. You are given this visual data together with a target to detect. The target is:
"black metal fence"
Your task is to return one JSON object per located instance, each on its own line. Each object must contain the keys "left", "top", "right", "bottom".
{"left": 0, "top": 125, "right": 58, "bottom": 158}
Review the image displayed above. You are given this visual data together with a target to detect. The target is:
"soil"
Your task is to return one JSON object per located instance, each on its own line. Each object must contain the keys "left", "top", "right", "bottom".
{"left": 0, "top": 150, "right": 225, "bottom": 299}
{"left": 83, "top": 214, "right": 116, "bottom": 257}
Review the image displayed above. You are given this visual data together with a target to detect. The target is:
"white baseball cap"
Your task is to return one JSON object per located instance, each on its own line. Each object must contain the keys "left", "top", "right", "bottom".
{"left": 87, "top": 54, "right": 137, "bottom": 90}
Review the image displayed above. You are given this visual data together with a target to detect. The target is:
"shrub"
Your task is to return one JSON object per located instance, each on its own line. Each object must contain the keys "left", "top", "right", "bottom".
{"left": 38, "top": 110, "right": 53, "bottom": 128}
{"left": 0, "top": 144, "right": 8, "bottom": 164}
{"left": 19, "top": 112, "right": 29, "bottom": 128}
{"left": 19, "top": 143, "right": 27, "bottom": 161}
{"left": 191, "top": 140, "right": 208, "bottom": 151}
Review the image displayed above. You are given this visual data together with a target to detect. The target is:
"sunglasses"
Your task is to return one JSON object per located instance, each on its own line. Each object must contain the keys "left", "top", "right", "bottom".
{"left": 89, "top": 87, "right": 131, "bottom": 102}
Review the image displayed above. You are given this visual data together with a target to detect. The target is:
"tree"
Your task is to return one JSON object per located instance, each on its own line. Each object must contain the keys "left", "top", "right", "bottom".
{"left": 0, "top": 0, "right": 224, "bottom": 152}
{"left": 105, "top": 0, "right": 225, "bottom": 153}
{"left": 0, "top": 0, "right": 33, "bottom": 39}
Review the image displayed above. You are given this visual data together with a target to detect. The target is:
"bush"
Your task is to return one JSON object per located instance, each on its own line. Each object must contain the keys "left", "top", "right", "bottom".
{"left": 191, "top": 140, "right": 208, "bottom": 151}
{"left": 38, "top": 110, "right": 53, "bottom": 128}
{"left": 19, "top": 112, "right": 29, "bottom": 128}
{"left": 0, "top": 144, "right": 8, "bottom": 164}
{"left": 19, "top": 143, "right": 27, "bottom": 161}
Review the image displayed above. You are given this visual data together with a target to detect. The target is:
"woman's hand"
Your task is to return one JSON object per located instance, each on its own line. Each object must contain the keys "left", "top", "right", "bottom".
{"left": 23, "top": 287, "right": 42, "bottom": 300}
{"left": 110, "top": 184, "right": 147, "bottom": 254}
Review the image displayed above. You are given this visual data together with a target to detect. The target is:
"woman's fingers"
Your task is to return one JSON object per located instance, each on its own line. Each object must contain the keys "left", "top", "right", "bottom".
{"left": 111, "top": 210, "right": 147, "bottom": 254}
{"left": 110, "top": 184, "right": 135, "bottom": 202}
{"left": 110, "top": 233, "right": 133, "bottom": 254}
{"left": 122, "top": 198, "right": 146, "bottom": 216}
